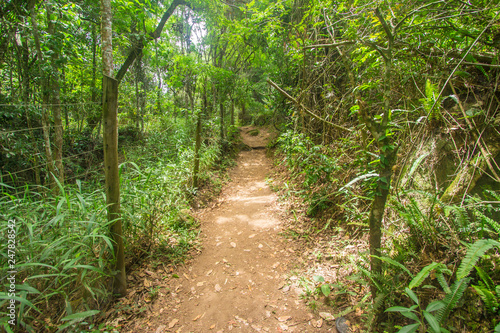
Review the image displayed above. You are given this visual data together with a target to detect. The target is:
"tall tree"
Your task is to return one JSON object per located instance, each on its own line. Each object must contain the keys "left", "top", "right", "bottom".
{"left": 100, "top": 0, "right": 127, "bottom": 296}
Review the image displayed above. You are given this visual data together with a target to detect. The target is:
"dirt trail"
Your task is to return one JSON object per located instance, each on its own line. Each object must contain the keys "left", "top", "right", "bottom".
{"left": 125, "top": 126, "right": 334, "bottom": 332}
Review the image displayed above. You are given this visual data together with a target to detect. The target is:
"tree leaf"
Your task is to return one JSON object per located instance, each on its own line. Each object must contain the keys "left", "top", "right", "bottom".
{"left": 405, "top": 287, "right": 419, "bottom": 305}
{"left": 321, "top": 284, "right": 331, "bottom": 297}
{"left": 385, "top": 306, "right": 411, "bottom": 312}
{"left": 400, "top": 310, "right": 420, "bottom": 322}
{"left": 313, "top": 275, "right": 325, "bottom": 282}
{"left": 397, "top": 323, "right": 420, "bottom": 333}
{"left": 423, "top": 310, "right": 441, "bottom": 333}
{"left": 426, "top": 300, "right": 446, "bottom": 312}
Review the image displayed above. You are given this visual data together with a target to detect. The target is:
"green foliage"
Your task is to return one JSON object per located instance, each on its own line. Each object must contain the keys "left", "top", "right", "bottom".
{"left": 385, "top": 239, "right": 500, "bottom": 330}
{"left": 420, "top": 79, "right": 442, "bottom": 123}
{"left": 0, "top": 182, "right": 112, "bottom": 332}
{"left": 385, "top": 287, "right": 448, "bottom": 333}
{"left": 276, "top": 130, "right": 341, "bottom": 216}
{"left": 472, "top": 267, "right": 500, "bottom": 315}
{"left": 457, "top": 239, "right": 500, "bottom": 281}
{"left": 0, "top": 112, "right": 226, "bottom": 331}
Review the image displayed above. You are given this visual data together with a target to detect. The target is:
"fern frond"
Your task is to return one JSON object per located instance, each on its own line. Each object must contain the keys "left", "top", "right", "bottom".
{"left": 406, "top": 153, "right": 430, "bottom": 182}
{"left": 409, "top": 262, "right": 442, "bottom": 290}
{"left": 372, "top": 255, "right": 413, "bottom": 278}
{"left": 477, "top": 210, "right": 500, "bottom": 236}
{"left": 436, "top": 277, "right": 471, "bottom": 324}
{"left": 472, "top": 284, "right": 498, "bottom": 313}
{"left": 372, "top": 292, "right": 387, "bottom": 313}
{"left": 476, "top": 266, "right": 495, "bottom": 291}
{"left": 436, "top": 272, "right": 451, "bottom": 294}
{"left": 457, "top": 239, "right": 500, "bottom": 280}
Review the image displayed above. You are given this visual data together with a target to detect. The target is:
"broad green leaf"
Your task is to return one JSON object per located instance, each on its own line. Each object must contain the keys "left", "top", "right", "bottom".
{"left": 0, "top": 294, "right": 40, "bottom": 312}
{"left": 313, "top": 275, "right": 325, "bottom": 282}
{"left": 426, "top": 300, "right": 446, "bottom": 312}
{"left": 400, "top": 310, "right": 419, "bottom": 322}
{"left": 423, "top": 311, "right": 440, "bottom": 333}
{"left": 320, "top": 284, "right": 331, "bottom": 297}
{"left": 397, "top": 323, "right": 420, "bottom": 333}
{"left": 405, "top": 288, "right": 419, "bottom": 305}
{"left": 61, "top": 310, "right": 100, "bottom": 322}
{"left": 385, "top": 306, "right": 411, "bottom": 312}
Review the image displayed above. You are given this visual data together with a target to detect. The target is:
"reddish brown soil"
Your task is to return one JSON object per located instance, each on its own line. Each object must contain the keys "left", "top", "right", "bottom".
{"left": 122, "top": 127, "right": 337, "bottom": 332}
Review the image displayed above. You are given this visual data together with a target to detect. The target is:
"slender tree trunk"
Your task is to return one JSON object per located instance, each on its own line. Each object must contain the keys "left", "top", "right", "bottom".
{"left": 88, "top": 23, "right": 101, "bottom": 134}
{"left": 230, "top": 95, "right": 235, "bottom": 127}
{"left": 219, "top": 101, "right": 225, "bottom": 141}
{"left": 155, "top": 39, "right": 162, "bottom": 113}
{"left": 30, "top": 0, "right": 56, "bottom": 191}
{"left": 100, "top": 0, "right": 127, "bottom": 297}
{"left": 193, "top": 111, "right": 202, "bottom": 188}
{"left": 47, "top": 4, "right": 64, "bottom": 187}
{"left": 18, "top": 35, "right": 42, "bottom": 186}
{"left": 135, "top": 59, "right": 140, "bottom": 129}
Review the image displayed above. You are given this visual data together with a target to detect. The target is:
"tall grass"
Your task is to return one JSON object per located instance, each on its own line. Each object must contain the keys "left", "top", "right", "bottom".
{"left": 0, "top": 113, "right": 225, "bottom": 332}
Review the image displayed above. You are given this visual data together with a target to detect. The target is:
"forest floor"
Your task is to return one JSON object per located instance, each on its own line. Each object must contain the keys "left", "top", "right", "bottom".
{"left": 118, "top": 126, "right": 348, "bottom": 333}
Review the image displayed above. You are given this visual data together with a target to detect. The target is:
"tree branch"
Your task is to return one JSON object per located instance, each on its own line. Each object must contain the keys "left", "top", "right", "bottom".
{"left": 266, "top": 79, "right": 352, "bottom": 133}
{"left": 375, "top": 7, "right": 394, "bottom": 46}
{"left": 115, "top": 0, "right": 187, "bottom": 83}
{"left": 303, "top": 41, "right": 356, "bottom": 49}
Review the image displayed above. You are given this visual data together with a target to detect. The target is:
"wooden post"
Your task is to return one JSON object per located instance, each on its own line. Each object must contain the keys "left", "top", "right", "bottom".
{"left": 102, "top": 75, "right": 127, "bottom": 296}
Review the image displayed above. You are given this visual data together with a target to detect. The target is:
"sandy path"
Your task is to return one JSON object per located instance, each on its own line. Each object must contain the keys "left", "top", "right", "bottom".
{"left": 124, "top": 127, "right": 332, "bottom": 332}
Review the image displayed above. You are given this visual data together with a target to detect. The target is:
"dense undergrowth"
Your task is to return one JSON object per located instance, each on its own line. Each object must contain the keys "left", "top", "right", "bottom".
{"left": 272, "top": 129, "right": 500, "bottom": 332}
{"left": 0, "top": 114, "right": 235, "bottom": 332}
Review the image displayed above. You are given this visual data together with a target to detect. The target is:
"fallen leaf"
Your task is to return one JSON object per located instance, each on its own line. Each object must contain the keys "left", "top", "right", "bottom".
{"left": 168, "top": 319, "right": 178, "bottom": 328}
{"left": 252, "top": 324, "right": 262, "bottom": 331}
{"left": 210, "top": 324, "right": 216, "bottom": 329}
{"left": 277, "top": 316, "right": 291, "bottom": 322}
{"left": 249, "top": 234, "right": 256, "bottom": 238}
{"left": 206, "top": 270, "right": 213, "bottom": 276}
{"left": 278, "top": 323, "right": 288, "bottom": 331}
{"left": 230, "top": 242, "right": 237, "bottom": 248}
{"left": 193, "top": 314, "right": 201, "bottom": 321}
{"left": 319, "top": 312, "right": 334, "bottom": 321}
{"left": 155, "top": 324, "right": 167, "bottom": 333}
